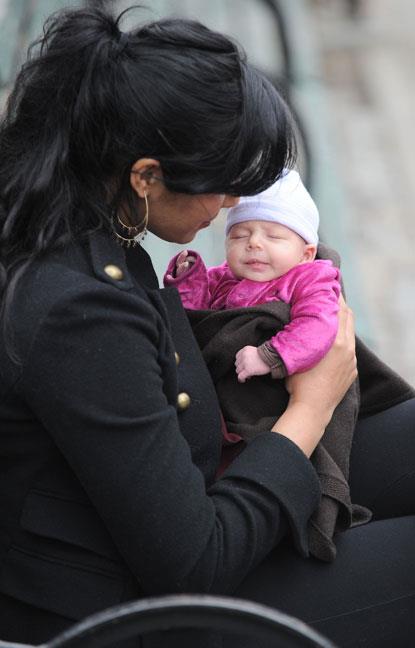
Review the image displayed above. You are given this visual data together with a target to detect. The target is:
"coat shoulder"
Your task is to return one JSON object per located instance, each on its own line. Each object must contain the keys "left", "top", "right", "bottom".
{"left": 2, "top": 238, "right": 156, "bottom": 388}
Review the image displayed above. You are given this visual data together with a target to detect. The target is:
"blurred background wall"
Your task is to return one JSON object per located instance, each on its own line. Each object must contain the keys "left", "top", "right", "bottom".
{"left": 1, "top": 0, "right": 414, "bottom": 384}
{"left": 310, "top": 0, "right": 415, "bottom": 386}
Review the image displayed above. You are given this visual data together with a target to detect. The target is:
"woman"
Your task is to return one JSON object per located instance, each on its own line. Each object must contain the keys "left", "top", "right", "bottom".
{"left": 0, "top": 6, "right": 414, "bottom": 648}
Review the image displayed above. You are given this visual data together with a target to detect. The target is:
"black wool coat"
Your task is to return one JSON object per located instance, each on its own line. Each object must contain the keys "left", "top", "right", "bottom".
{"left": 0, "top": 231, "right": 320, "bottom": 645}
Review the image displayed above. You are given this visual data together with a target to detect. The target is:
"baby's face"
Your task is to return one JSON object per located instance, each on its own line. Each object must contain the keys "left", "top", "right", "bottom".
{"left": 225, "top": 220, "right": 316, "bottom": 282}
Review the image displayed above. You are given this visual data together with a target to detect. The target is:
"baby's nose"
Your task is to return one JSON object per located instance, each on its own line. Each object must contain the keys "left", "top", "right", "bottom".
{"left": 248, "top": 233, "right": 262, "bottom": 248}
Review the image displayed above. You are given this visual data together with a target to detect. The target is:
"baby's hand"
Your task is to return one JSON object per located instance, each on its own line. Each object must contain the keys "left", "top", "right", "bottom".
{"left": 235, "top": 346, "right": 271, "bottom": 383}
{"left": 175, "top": 250, "right": 196, "bottom": 276}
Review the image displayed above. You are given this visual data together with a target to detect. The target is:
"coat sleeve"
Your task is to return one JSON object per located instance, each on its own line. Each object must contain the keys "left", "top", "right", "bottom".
{"left": 163, "top": 251, "right": 212, "bottom": 309}
{"left": 20, "top": 279, "right": 321, "bottom": 595}
{"left": 269, "top": 262, "right": 341, "bottom": 375}
{"left": 163, "top": 252, "right": 229, "bottom": 310}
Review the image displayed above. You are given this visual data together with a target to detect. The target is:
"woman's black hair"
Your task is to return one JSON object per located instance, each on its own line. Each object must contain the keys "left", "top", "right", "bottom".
{"left": 0, "top": 5, "right": 296, "bottom": 359}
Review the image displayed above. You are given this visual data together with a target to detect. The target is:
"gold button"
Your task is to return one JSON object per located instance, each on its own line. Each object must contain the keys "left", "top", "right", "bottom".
{"left": 177, "top": 392, "right": 191, "bottom": 411}
{"left": 104, "top": 264, "right": 124, "bottom": 281}
{"left": 175, "top": 352, "right": 180, "bottom": 366}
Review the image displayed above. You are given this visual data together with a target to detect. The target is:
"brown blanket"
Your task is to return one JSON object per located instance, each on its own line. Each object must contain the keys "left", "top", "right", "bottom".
{"left": 186, "top": 247, "right": 415, "bottom": 562}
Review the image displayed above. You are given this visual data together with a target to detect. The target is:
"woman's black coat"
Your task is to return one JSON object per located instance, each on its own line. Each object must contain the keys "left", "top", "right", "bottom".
{"left": 0, "top": 231, "right": 320, "bottom": 641}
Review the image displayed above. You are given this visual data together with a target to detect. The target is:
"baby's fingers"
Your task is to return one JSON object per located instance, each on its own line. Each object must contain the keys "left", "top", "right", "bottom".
{"left": 236, "top": 367, "right": 247, "bottom": 383}
{"left": 176, "top": 261, "right": 189, "bottom": 276}
{"left": 176, "top": 250, "right": 188, "bottom": 265}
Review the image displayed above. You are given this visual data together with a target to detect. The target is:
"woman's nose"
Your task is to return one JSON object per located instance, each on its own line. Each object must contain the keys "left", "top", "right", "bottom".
{"left": 223, "top": 195, "right": 240, "bottom": 208}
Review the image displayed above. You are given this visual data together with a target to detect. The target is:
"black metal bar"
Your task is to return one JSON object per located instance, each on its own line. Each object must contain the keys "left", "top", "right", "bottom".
{"left": 44, "top": 594, "right": 337, "bottom": 648}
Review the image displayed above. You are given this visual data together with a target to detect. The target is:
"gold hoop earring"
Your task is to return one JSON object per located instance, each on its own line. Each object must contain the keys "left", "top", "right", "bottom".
{"left": 112, "top": 192, "right": 149, "bottom": 248}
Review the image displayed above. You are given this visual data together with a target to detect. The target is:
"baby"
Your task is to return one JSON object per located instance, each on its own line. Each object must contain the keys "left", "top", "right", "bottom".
{"left": 164, "top": 169, "right": 341, "bottom": 382}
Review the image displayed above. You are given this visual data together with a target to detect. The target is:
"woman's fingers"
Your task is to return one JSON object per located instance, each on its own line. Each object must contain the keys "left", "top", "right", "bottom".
{"left": 334, "top": 299, "right": 357, "bottom": 378}
{"left": 336, "top": 296, "right": 353, "bottom": 339}
{"left": 285, "top": 298, "right": 358, "bottom": 421}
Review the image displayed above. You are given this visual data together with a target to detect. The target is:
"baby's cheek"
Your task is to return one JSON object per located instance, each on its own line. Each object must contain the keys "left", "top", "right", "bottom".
{"left": 225, "top": 248, "right": 239, "bottom": 271}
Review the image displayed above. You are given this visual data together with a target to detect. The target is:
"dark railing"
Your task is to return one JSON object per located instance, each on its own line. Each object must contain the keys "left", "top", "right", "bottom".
{"left": 0, "top": 594, "right": 338, "bottom": 648}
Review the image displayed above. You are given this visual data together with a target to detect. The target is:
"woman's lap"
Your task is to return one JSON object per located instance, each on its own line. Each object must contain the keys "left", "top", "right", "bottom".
{"left": 350, "top": 397, "right": 415, "bottom": 518}
{"left": 234, "top": 516, "right": 415, "bottom": 647}
{"left": 2, "top": 401, "right": 414, "bottom": 647}
{"left": 233, "top": 399, "right": 415, "bottom": 647}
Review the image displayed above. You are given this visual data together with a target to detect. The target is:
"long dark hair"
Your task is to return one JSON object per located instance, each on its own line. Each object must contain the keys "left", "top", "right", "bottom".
{"left": 0, "top": 6, "right": 296, "bottom": 358}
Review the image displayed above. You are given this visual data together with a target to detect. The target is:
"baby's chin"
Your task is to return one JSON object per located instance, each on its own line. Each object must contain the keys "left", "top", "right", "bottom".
{"left": 233, "top": 269, "right": 280, "bottom": 282}
{"left": 230, "top": 263, "right": 293, "bottom": 282}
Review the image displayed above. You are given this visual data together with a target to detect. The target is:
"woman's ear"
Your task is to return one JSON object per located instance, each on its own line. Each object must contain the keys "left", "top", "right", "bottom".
{"left": 302, "top": 244, "right": 317, "bottom": 263}
{"left": 130, "top": 158, "right": 163, "bottom": 197}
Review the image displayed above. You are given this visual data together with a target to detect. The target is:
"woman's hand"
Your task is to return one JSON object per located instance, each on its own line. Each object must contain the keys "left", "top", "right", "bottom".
{"left": 286, "top": 296, "right": 357, "bottom": 419}
{"left": 271, "top": 297, "right": 357, "bottom": 457}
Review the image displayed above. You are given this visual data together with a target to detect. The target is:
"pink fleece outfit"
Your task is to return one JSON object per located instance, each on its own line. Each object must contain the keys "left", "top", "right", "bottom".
{"left": 164, "top": 252, "right": 341, "bottom": 375}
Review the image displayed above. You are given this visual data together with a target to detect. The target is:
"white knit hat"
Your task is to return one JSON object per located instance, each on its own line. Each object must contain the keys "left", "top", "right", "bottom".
{"left": 226, "top": 169, "right": 319, "bottom": 245}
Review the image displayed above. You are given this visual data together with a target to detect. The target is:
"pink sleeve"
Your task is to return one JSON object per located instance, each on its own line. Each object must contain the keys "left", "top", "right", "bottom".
{"left": 269, "top": 262, "right": 341, "bottom": 375}
{"left": 163, "top": 251, "right": 225, "bottom": 310}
